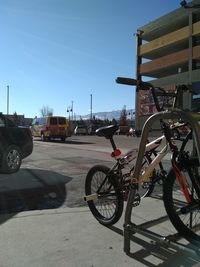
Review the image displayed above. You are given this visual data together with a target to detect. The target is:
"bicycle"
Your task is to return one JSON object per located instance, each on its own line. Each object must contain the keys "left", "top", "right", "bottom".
{"left": 84, "top": 77, "right": 200, "bottom": 246}
{"left": 118, "top": 77, "right": 200, "bottom": 246}
{"left": 84, "top": 124, "right": 169, "bottom": 222}
{"left": 84, "top": 120, "right": 192, "bottom": 225}
{"left": 84, "top": 82, "right": 192, "bottom": 216}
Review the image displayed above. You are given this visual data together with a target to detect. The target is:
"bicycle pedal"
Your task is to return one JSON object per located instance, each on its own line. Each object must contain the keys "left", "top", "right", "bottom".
{"left": 132, "top": 193, "right": 141, "bottom": 207}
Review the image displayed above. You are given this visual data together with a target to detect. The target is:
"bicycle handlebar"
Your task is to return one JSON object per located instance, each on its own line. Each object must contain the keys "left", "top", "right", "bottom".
{"left": 116, "top": 77, "right": 138, "bottom": 86}
{"left": 116, "top": 77, "right": 190, "bottom": 92}
{"left": 116, "top": 76, "right": 192, "bottom": 112}
{"left": 116, "top": 77, "right": 151, "bottom": 90}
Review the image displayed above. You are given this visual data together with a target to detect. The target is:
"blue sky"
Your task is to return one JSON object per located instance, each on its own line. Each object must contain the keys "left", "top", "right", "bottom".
{"left": 0, "top": 0, "right": 180, "bottom": 118}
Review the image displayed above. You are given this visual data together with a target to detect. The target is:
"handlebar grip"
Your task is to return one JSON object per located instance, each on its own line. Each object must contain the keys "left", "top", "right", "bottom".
{"left": 116, "top": 77, "right": 152, "bottom": 90}
{"left": 116, "top": 77, "right": 138, "bottom": 86}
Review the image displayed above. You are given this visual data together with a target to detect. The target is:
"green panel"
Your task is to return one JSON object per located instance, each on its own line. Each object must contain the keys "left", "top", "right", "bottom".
{"left": 149, "top": 69, "right": 200, "bottom": 87}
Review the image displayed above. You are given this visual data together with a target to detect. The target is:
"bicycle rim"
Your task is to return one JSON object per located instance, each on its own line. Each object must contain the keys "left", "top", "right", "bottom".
{"left": 163, "top": 168, "right": 200, "bottom": 245}
{"left": 85, "top": 165, "right": 123, "bottom": 226}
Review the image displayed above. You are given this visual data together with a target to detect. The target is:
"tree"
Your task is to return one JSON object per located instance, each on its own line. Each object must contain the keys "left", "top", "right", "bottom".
{"left": 40, "top": 105, "right": 53, "bottom": 117}
{"left": 111, "top": 118, "right": 118, "bottom": 125}
{"left": 13, "top": 112, "right": 21, "bottom": 125}
{"left": 119, "top": 105, "right": 127, "bottom": 126}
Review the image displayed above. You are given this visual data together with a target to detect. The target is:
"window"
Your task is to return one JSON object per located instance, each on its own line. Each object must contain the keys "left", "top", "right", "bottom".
{"left": 58, "top": 117, "right": 66, "bottom": 125}
{"left": 38, "top": 117, "right": 46, "bottom": 125}
{"left": 50, "top": 117, "right": 57, "bottom": 125}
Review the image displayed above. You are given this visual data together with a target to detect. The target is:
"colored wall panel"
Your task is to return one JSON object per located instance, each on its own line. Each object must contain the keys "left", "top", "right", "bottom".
{"left": 139, "top": 21, "right": 200, "bottom": 57}
{"left": 139, "top": 45, "right": 200, "bottom": 75}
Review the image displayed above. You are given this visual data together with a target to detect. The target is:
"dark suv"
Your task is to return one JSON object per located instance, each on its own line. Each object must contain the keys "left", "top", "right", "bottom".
{"left": 0, "top": 113, "right": 33, "bottom": 173}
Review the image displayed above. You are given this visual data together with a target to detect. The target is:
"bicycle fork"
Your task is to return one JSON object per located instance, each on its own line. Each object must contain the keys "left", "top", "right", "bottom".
{"left": 172, "top": 156, "right": 192, "bottom": 203}
{"left": 172, "top": 155, "right": 200, "bottom": 215}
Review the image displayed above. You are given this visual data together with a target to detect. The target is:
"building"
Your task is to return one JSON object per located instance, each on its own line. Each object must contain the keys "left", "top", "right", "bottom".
{"left": 5, "top": 114, "right": 33, "bottom": 127}
{"left": 135, "top": 0, "right": 200, "bottom": 130}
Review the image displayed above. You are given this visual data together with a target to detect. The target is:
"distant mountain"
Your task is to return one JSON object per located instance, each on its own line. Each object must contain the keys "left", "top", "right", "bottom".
{"left": 80, "top": 109, "right": 135, "bottom": 121}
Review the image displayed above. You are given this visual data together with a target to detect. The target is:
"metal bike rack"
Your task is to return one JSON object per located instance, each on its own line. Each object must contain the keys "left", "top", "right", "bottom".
{"left": 123, "top": 109, "right": 200, "bottom": 255}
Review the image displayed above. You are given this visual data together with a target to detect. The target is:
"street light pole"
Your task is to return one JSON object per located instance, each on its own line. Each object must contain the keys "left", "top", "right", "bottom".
{"left": 67, "top": 107, "right": 71, "bottom": 121}
{"left": 7, "top": 85, "right": 9, "bottom": 115}
{"left": 71, "top": 101, "right": 73, "bottom": 121}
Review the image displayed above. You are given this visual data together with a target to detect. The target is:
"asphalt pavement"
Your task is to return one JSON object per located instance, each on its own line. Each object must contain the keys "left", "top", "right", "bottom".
{"left": 0, "top": 135, "right": 199, "bottom": 266}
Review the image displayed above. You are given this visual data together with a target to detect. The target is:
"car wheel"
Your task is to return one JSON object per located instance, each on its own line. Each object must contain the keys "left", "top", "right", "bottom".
{"left": 1, "top": 145, "right": 22, "bottom": 174}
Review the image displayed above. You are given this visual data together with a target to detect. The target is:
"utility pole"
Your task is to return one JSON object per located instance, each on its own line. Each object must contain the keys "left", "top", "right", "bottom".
{"left": 90, "top": 94, "right": 92, "bottom": 121}
{"left": 7, "top": 85, "right": 9, "bottom": 115}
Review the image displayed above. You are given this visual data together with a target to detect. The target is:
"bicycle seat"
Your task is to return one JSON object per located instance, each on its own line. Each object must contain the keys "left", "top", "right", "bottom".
{"left": 96, "top": 125, "right": 119, "bottom": 139}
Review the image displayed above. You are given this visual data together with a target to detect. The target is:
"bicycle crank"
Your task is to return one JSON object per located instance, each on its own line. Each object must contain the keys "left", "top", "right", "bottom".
{"left": 84, "top": 193, "right": 98, "bottom": 202}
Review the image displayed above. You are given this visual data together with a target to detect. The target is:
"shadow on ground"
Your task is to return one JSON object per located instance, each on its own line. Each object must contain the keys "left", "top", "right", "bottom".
{"left": 108, "top": 219, "right": 200, "bottom": 267}
{"left": 0, "top": 168, "right": 72, "bottom": 222}
{"left": 35, "top": 137, "right": 94, "bottom": 145}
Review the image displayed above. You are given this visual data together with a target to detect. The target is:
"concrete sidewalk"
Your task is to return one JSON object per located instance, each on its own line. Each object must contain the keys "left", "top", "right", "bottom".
{"left": 0, "top": 197, "right": 199, "bottom": 267}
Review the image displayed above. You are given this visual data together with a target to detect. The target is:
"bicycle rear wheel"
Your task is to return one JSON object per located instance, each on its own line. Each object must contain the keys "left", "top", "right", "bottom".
{"left": 163, "top": 165, "right": 200, "bottom": 245}
{"left": 85, "top": 165, "right": 124, "bottom": 226}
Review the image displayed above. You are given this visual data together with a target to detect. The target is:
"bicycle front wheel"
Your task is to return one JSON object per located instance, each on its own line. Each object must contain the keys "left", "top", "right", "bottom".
{"left": 163, "top": 166, "right": 200, "bottom": 245}
{"left": 85, "top": 165, "right": 124, "bottom": 226}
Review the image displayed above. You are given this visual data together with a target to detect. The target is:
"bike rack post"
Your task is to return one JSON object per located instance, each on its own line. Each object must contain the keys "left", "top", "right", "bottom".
{"left": 123, "top": 109, "right": 200, "bottom": 255}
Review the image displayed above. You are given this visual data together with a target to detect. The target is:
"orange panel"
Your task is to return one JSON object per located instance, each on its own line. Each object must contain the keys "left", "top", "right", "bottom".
{"left": 139, "top": 21, "right": 200, "bottom": 57}
{"left": 139, "top": 45, "right": 200, "bottom": 75}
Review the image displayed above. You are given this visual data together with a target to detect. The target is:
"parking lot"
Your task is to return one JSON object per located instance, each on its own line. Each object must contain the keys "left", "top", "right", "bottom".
{"left": 0, "top": 135, "right": 199, "bottom": 267}
{"left": 0, "top": 135, "right": 142, "bottom": 214}
{"left": 0, "top": 132, "right": 193, "bottom": 215}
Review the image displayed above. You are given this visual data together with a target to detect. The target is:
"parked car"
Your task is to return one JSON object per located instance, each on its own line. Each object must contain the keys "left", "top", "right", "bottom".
{"left": 129, "top": 127, "right": 134, "bottom": 136}
{"left": 0, "top": 113, "right": 33, "bottom": 173}
{"left": 87, "top": 125, "right": 100, "bottom": 135}
{"left": 117, "top": 126, "right": 130, "bottom": 135}
{"left": 74, "top": 125, "right": 88, "bottom": 135}
{"left": 31, "top": 116, "right": 70, "bottom": 142}
{"left": 129, "top": 128, "right": 142, "bottom": 137}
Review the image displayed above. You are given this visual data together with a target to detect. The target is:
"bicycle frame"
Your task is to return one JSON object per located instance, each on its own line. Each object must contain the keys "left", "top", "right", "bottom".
{"left": 135, "top": 140, "right": 170, "bottom": 185}
{"left": 119, "top": 135, "right": 166, "bottom": 165}
{"left": 84, "top": 135, "right": 167, "bottom": 202}
{"left": 124, "top": 108, "right": 200, "bottom": 253}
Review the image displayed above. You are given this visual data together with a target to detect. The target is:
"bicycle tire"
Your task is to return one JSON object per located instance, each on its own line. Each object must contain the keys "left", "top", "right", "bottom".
{"left": 163, "top": 166, "right": 200, "bottom": 245}
{"left": 85, "top": 165, "right": 124, "bottom": 226}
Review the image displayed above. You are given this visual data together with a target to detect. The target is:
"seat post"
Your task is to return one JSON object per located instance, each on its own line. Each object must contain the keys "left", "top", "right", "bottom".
{"left": 109, "top": 136, "right": 117, "bottom": 151}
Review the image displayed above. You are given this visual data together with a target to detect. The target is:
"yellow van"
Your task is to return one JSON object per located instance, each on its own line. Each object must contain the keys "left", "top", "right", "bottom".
{"left": 31, "top": 116, "right": 70, "bottom": 141}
